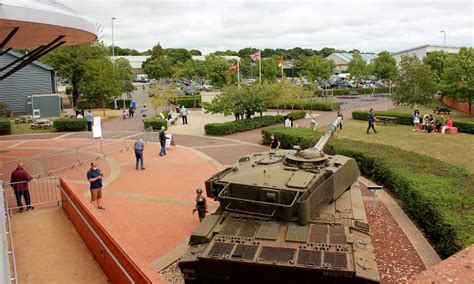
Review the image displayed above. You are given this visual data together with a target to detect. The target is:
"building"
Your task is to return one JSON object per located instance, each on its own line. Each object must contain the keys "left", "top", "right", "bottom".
{"left": 0, "top": 50, "right": 56, "bottom": 115}
{"left": 325, "top": 52, "right": 378, "bottom": 73}
{"left": 391, "top": 44, "right": 460, "bottom": 64}
{"left": 113, "top": 55, "right": 151, "bottom": 74}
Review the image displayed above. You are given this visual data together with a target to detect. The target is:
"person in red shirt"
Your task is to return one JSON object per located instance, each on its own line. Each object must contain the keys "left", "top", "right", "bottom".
{"left": 441, "top": 117, "right": 454, "bottom": 134}
{"left": 10, "top": 163, "right": 34, "bottom": 212}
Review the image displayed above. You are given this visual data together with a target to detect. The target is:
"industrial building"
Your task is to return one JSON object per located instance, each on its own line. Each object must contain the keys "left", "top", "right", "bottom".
{"left": 391, "top": 44, "right": 461, "bottom": 64}
{"left": 325, "top": 52, "right": 378, "bottom": 73}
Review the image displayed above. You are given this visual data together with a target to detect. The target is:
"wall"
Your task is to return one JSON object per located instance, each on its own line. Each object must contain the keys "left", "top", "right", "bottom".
{"left": 60, "top": 177, "right": 151, "bottom": 284}
{"left": 442, "top": 96, "right": 474, "bottom": 115}
{"left": 0, "top": 53, "right": 54, "bottom": 114}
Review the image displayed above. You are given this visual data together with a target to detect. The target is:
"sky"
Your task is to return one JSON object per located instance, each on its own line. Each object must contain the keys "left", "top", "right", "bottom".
{"left": 60, "top": 0, "right": 473, "bottom": 54}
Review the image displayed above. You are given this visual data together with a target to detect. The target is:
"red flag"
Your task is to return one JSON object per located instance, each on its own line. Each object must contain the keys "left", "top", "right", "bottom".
{"left": 278, "top": 57, "right": 284, "bottom": 67}
{"left": 229, "top": 63, "right": 238, "bottom": 73}
{"left": 251, "top": 51, "right": 260, "bottom": 62}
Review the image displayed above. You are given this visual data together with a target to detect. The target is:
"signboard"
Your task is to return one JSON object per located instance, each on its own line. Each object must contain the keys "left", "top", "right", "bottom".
{"left": 165, "top": 133, "right": 173, "bottom": 148}
{"left": 92, "top": 116, "right": 102, "bottom": 139}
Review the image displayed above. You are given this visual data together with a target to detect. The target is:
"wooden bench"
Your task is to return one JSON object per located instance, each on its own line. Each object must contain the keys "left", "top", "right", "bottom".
{"left": 445, "top": 127, "right": 458, "bottom": 134}
{"left": 376, "top": 116, "right": 398, "bottom": 126}
{"left": 433, "top": 107, "right": 451, "bottom": 115}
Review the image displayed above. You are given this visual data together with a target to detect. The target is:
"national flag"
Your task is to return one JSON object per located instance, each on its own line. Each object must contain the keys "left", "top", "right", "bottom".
{"left": 229, "top": 63, "right": 239, "bottom": 73}
{"left": 278, "top": 57, "right": 284, "bottom": 68}
{"left": 251, "top": 51, "right": 260, "bottom": 62}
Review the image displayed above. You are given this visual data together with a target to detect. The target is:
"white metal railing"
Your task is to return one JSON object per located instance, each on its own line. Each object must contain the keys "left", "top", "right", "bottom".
{"left": 1, "top": 181, "right": 18, "bottom": 284}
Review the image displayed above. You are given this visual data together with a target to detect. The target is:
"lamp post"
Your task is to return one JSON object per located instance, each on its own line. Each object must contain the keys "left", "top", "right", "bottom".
{"left": 111, "top": 17, "right": 116, "bottom": 58}
{"left": 440, "top": 30, "right": 446, "bottom": 46}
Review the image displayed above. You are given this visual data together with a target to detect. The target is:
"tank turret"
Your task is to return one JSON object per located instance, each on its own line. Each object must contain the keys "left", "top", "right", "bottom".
{"left": 179, "top": 117, "right": 379, "bottom": 283}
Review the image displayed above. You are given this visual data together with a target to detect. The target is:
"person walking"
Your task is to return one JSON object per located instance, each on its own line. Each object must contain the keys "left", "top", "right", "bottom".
{"left": 141, "top": 105, "right": 148, "bottom": 121}
{"left": 159, "top": 126, "right": 169, "bottom": 156}
{"left": 180, "top": 106, "right": 188, "bottom": 125}
{"left": 134, "top": 138, "right": 145, "bottom": 170}
{"left": 269, "top": 134, "right": 281, "bottom": 150}
{"left": 87, "top": 162, "right": 105, "bottom": 210}
{"left": 10, "top": 163, "right": 33, "bottom": 212}
{"left": 193, "top": 188, "right": 208, "bottom": 222}
{"left": 337, "top": 110, "right": 343, "bottom": 130}
{"left": 367, "top": 108, "right": 377, "bottom": 134}
{"left": 86, "top": 110, "right": 93, "bottom": 131}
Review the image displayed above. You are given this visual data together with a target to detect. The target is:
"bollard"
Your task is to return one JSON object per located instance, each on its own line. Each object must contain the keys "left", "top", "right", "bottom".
{"left": 368, "top": 185, "right": 383, "bottom": 212}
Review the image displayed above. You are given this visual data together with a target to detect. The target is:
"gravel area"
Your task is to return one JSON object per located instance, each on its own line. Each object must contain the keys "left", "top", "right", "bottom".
{"left": 364, "top": 200, "right": 426, "bottom": 283}
{"left": 160, "top": 262, "right": 184, "bottom": 284}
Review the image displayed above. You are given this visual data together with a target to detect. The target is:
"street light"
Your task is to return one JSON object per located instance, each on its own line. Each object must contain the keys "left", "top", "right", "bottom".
{"left": 440, "top": 30, "right": 446, "bottom": 46}
{"left": 111, "top": 17, "right": 116, "bottom": 58}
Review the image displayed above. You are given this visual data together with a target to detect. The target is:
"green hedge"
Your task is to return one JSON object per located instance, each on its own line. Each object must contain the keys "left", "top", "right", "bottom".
{"left": 107, "top": 99, "right": 132, "bottom": 109}
{"left": 261, "top": 127, "right": 474, "bottom": 258}
{"left": 270, "top": 100, "right": 340, "bottom": 111}
{"left": 314, "top": 87, "right": 392, "bottom": 97}
{"left": 53, "top": 118, "right": 86, "bottom": 132}
{"left": 0, "top": 120, "right": 11, "bottom": 135}
{"left": 325, "top": 139, "right": 473, "bottom": 258}
{"left": 205, "top": 111, "right": 306, "bottom": 136}
{"left": 352, "top": 110, "right": 474, "bottom": 134}
{"left": 144, "top": 117, "right": 168, "bottom": 131}
{"left": 175, "top": 96, "right": 202, "bottom": 108}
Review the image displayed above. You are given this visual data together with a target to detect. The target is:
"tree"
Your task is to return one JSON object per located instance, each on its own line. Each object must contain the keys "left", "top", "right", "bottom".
{"left": 114, "top": 58, "right": 135, "bottom": 97}
{"left": 189, "top": 49, "right": 202, "bottom": 56}
{"left": 319, "top": 47, "right": 336, "bottom": 58}
{"left": 143, "top": 56, "right": 173, "bottom": 79}
{"left": 41, "top": 41, "right": 108, "bottom": 102}
{"left": 203, "top": 55, "right": 230, "bottom": 87}
{"left": 372, "top": 51, "right": 397, "bottom": 80}
{"left": 393, "top": 54, "right": 436, "bottom": 107}
{"left": 347, "top": 52, "right": 367, "bottom": 80}
{"left": 261, "top": 58, "right": 278, "bottom": 82}
{"left": 423, "top": 51, "right": 450, "bottom": 85}
{"left": 80, "top": 57, "right": 121, "bottom": 116}
{"left": 442, "top": 47, "right": 474, "bottom": 115}
{"left": 300, "top": 55, "right": 334, "bottom": 83}
{"left": 165, "top": 48, "right": 192, "bottom": 64}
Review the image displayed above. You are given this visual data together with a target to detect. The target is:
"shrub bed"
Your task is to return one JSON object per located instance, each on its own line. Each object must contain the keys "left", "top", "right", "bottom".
{"left": 75, "top": 100, "right": 101, "bottom": 110}
{"left": 325, "top": 139, "right": 473, "bottom": 258}
{"left": 175, "top": 96, "right": 202, "bottom": 108}
{"left": 352, "top": 110, "right": 474, "bottom": 134}
{"left": 205, "top": 111, "right": 306, "bottom": 136}
{"left": 53, "top": 118, "right": 86, "bottom": 132}
{"left": 107, "top": 99, "right": 132, "bottom": 109}
{"left": 314, "top": 87, "right": 392, "bottom": 97}
{"left": 144, "top": 117, "right": 168, "bottom": 131}
{"left": 0, "top": 120, "right": 11, "bottom": 135}
{"left": 260, "top": 125, "right": 473, "bottom": 258}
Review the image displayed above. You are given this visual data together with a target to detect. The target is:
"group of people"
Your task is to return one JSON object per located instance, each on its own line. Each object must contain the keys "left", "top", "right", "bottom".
{"left": 413, "top": 110, "right": 454, "bottom": 134}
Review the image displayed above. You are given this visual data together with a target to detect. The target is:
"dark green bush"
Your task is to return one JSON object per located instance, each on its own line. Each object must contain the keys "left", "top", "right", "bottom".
{"left": 352, "top": 110, "right": 474, "bottom": 134}
{"left": 107, "top": 99, "right": 132, "bottom": 109}
{"left": 205, "top": 111, "right": 306, "bottom": 136}
{"left": 325, "top": 139, "right": 473, "bottom": 258}
{"left": 175, "top": 96, "right": 202, "bottom": 108}
{"left": 0, "top": 120, "right": 11, "bottom": 135}
{"left": 262, "top": 126, "right": 322, "bottom": 149}
{"left": 53, "top": 118, "right": 86, "bottom": 132}
{"left": 75, "top": 100, "right": 100, "bottom": 110}
{"left": 144, "top": 117, "right": 168, "bottom": 131}
{"left": 0, "top": 102, "right": 10, "bottom": 117}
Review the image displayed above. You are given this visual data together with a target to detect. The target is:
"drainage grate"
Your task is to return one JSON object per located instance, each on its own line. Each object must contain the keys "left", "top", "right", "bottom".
{"left": 208, "top": 242, "right": 234, "bottom": 258}
{"left": 296, "top": 249, "right": 322, "bottom": 267}
{"left": 259, "top": 247, "right": 296, "bottom": 264}
{"left": 231, "top": 244, "right": 258, "bottom": 260}
{"left": 354, "top": 221, "right": 370, "bottom": 233}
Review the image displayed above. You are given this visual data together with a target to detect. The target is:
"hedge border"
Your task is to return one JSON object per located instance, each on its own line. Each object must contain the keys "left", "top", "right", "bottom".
{"left": 53, "top": 118, "right": 87, "bottom": 132}
{"left": 0, "top": 120, "right": 11, "bottom": 135}
{"left": 352, "top": 110, "right": 474, "bottom": 134}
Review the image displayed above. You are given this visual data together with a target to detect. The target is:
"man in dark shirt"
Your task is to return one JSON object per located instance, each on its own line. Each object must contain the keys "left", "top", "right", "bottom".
{"left": 87, "top": 162, "right": 105, "bottom": 210}
{"left": 367, "top": 108, "right": 377, "bottom": 134}
{"left": 159, "top": 126, "right": 169, "bottom": 156}
{"left": 134, "top": 138, "right": 145, "bottom": 170}
{"left": 269, "top": 134, "right": 281, "bottom": 150}
{"left": 10, "top": 163, "right": 33, "bottom": 212}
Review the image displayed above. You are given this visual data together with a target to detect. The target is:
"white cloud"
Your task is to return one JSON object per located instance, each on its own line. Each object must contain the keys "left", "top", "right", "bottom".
{"left": 60, "top": 0, "right": 474, "bottom": 54}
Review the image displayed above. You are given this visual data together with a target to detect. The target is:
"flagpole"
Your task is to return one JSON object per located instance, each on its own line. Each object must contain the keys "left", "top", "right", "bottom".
{"left": 259, "top": 50, "right": 262, "bottom": 84}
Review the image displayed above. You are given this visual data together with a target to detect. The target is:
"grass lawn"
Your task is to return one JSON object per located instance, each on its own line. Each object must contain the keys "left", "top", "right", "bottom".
{"left": 390, "top": 105, "right": 473, "bottom": 121}
{"left": 333, "top": 120, "right": 474, "bottom": 174}
{"left": 10, "top": 121, "right": 56, "bottom": 135}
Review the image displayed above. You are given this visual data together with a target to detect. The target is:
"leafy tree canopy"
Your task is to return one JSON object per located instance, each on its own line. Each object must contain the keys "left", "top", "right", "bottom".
{"left": 372, "top": 51, "right": 397, "bottom": 80}
{"left": 300, "top": 55, "right": 334, "bottom": 83}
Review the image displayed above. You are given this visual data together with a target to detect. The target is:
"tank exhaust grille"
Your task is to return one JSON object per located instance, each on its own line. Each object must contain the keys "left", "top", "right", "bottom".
{"left": 208, "top": 243, "right": 234, "bottom": 258}
{"left": 324, "top": 251, "right": 347, "bottom": 269}
{"left": 231, "top": 244, "right": 258, "bottom": 260}
{"left": 259, "top": 247, "right": 296, "bottom": 264}
{"left": 297, "top": 250, "right": 322, "bottom": 267}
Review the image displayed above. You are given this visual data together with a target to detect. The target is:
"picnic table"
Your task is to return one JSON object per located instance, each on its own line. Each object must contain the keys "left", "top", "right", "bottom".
{"left": 376, "top": 116, "right": 398, "bottom": 126}
{"left": 433, "top": 107, "right": 451, "bottom": 115}
{"left": 31, "top": 119, "right": 53, "bottom": 129}
{"left": 15, "top": 115, "right": 34, "bottom": 124}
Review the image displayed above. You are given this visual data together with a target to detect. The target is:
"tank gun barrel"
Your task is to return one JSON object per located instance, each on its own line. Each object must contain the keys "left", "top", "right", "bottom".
{"left": 314, "top": 116, "right": 342, "bottom": 152}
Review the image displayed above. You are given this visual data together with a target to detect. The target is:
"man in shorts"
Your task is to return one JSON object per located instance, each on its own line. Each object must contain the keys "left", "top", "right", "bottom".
{"left": 87, "top": 162, "right": 105, "bottom": 210}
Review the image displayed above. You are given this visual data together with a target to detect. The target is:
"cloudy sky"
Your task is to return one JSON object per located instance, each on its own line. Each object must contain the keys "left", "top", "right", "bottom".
{"left": 60, "top": 0, "right": 473, "bottom": 54}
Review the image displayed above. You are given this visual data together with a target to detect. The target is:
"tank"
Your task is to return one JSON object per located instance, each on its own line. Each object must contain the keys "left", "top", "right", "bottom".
{"left": 179, "top": 117, "right": 380, "bottom": 283}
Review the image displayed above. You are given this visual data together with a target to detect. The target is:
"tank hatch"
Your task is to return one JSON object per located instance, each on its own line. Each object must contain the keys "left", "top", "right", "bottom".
{"left": 286, "top": 172, "right": 315, "bottom": 189}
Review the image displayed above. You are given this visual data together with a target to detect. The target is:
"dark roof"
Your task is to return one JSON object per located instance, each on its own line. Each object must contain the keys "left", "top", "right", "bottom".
{"left": 5, "top": 50, "right": 54, "bottom": 71}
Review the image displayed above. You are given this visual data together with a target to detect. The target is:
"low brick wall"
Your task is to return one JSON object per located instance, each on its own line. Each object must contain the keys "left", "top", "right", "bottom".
{"left": 60, "top": 177, "right": 151, "bottom": 283}
{"left": 442, "top": 97, "right": 474, "bottom": 115}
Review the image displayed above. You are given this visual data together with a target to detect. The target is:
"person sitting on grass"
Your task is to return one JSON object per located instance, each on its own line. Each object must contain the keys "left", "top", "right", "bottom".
{"left": 436, "top": 115, "right": 445, "bottom": 132}
{"left": 441, "top": 117, "right": 454, "bottom": 134}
